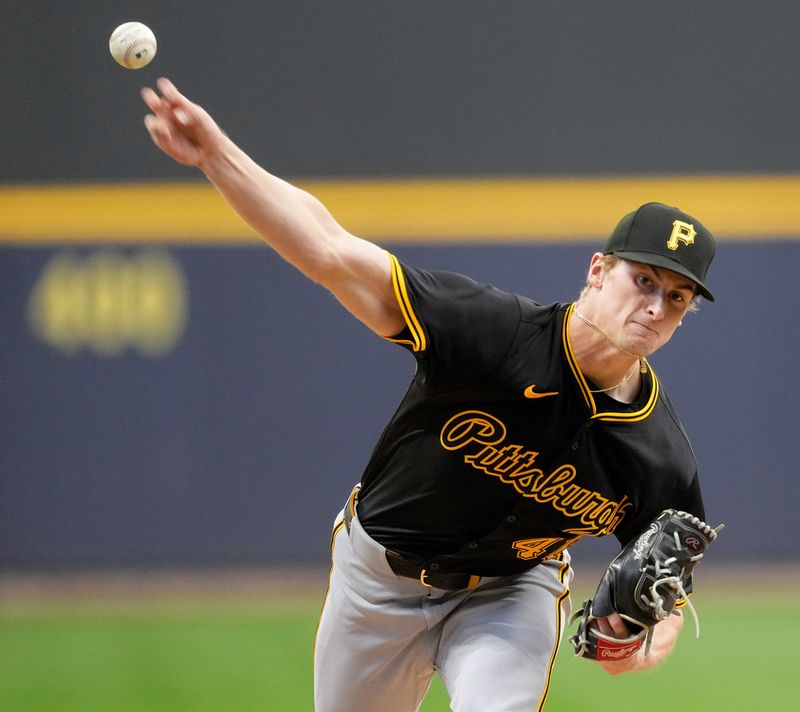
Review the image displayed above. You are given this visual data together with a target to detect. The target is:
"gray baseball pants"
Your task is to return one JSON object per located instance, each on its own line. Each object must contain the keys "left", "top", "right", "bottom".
{"left": 314, "top": 508, "right": 573, "bottom": 712}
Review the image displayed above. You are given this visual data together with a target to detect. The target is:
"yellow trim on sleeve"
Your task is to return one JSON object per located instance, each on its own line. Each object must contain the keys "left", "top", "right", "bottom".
{"left": 385, "top": 252, "right": 427, "bottom": 353}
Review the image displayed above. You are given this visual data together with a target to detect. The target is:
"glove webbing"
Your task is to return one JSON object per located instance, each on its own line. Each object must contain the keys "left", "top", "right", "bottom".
{"left": 643, "top": 517, "right": 725, "bottom": 643}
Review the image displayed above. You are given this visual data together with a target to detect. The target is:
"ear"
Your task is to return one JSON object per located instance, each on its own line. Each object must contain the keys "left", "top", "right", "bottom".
{"left": 587, "top": 253, "right": 606, "bottom": 289}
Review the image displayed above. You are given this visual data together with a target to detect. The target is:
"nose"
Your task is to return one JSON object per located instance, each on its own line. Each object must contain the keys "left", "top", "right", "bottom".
{"left": 646, "top": 291, "right": 667, "bottom": 320}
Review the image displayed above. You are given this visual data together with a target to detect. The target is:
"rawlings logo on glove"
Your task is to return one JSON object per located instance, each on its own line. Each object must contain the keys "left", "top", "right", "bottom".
{"left": 569, "top": 509, "right": 724, "bottom": 661}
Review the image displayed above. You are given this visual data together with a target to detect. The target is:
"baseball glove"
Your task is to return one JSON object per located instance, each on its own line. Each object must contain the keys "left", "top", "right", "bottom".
{"left": 569, "top": 509, "right": 723, "bottom": 662}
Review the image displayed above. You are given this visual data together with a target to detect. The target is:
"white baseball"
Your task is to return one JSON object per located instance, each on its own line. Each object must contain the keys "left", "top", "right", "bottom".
{"left": 109, "top": 22, "right": 157, "bottom": 70}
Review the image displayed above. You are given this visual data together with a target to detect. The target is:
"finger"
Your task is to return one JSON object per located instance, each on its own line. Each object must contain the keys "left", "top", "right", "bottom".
{"left": 143, "top": 114, "right": 171, "bottom": 145}
{"left": 604, "top": 613, "right": 631, "bottom": 638}
{"left": 592, "top": 617, "right": 615, "bottom": 637}
{"left": 140, "top": 86, "right": 163, "bottom": 112}
{"left": 152, "top": 79, "right": 200, "bottom": 127}
{"left": 143, "top": 114, "right": 162, "bottom": 140}
{"left": 156, "top": 76, "right": 177, "bottom": 93}
{"left": 156, "top": 77, "right": 188, "bottom": 107}
{"left": 141, "top": 86, "right": 179, "bottom": 127}
{"left": 173, "top": 108, "right": 191, "bottom": 127}
{"left": 592, "top": 614, "right": 631, "bottom": 639}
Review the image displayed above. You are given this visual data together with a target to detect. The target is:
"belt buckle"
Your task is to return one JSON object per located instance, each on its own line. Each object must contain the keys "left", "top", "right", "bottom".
{"left": 419, "top": 568, "right": 433, "bottom": 588}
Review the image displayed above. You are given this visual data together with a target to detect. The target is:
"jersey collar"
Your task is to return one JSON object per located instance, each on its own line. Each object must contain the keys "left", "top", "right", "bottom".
{"left": 562, "top": 303, "right": 659, "bottom": 422}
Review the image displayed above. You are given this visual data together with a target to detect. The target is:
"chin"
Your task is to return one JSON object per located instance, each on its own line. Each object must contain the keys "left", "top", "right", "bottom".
{"left": 625, "top": 337, "right": 656, "bottom": 356}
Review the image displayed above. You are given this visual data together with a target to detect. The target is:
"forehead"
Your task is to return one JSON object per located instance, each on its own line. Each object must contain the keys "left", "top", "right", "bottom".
{"left": 620, "top": 259, "right": 697, "bottom": 293}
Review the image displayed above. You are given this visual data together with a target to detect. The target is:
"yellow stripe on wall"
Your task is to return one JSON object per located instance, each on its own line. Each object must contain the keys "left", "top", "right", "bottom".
{"left": 1, "top": 175, "right": 798, "bottom": 244}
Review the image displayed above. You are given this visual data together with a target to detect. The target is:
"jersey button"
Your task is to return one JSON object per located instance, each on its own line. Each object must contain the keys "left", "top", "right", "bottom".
{"left": 429, "top": 563, "right": 440, "bottom": 571}
{"left": 505, "top": 515, "right": 516, "bottom": 523}
{"left": 467, "top": 542, "right": 479, "bottom": 549}
{"left": 585, "top": 420, "right": 594, "bottom": 428}
{"left": 570, "top": 441, "right": 580, "bottom": 450}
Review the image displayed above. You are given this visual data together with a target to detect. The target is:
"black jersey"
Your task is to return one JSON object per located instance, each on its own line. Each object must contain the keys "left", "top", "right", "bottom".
{"left": 356, "top": 256, "right": 704, "bottom": 577}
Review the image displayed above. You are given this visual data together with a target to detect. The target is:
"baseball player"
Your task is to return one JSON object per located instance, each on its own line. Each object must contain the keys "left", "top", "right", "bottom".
{"left": 141, "top": 78, "right": 717, "bottom": 712}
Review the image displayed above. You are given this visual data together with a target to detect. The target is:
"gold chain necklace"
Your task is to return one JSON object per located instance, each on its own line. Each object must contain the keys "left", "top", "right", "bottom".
{"left": 572, "top": 309, "right": 648, "bottom": 391}
{"left": 585, "top": 360, "right": 640, "bottom": 394}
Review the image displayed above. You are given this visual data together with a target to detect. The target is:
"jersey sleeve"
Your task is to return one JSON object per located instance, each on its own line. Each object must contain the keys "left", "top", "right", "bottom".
{"left": 674, "top": 471, "right": 706, "bottom": 522}
{"left": 613, "top": 470, "right": 706, "bottom": 547}
{"left": 385, "top": 253, "right": 521, "bottom": 392}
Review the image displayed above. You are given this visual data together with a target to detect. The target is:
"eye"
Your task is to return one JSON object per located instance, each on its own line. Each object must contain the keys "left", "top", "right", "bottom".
{"left": 635, "top": 274, "right": 653, "bottom": 288}
{"left": 669, "top": 292, "right": 685, "bottom": 303}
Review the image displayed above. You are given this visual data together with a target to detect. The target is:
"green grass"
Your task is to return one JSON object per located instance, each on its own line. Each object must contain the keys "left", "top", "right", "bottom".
{"left": 0, "top": 611, "right": 317, "bottom": 712}
{"left": 1, "top": 592, "right": 795, "bottom": 711}
{"left": 544, "top": 595, "right": 797, "bottom": 712}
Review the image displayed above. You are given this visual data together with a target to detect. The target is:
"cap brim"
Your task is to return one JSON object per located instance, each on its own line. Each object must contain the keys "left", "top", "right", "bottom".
{"left": 610, "top": 250, "right": 715, "bottom": 302}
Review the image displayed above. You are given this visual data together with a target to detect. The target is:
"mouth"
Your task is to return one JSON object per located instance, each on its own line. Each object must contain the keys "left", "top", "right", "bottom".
{"left": 629, "top": 321, "right": 659, "bottom": 338}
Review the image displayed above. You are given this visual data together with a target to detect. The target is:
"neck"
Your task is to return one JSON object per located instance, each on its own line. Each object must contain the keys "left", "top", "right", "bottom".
{"left": 572, "top": 307, "right": 645, "bottom": 360}
{"left": 570, "top": 305, "right": 647, "bottom": 401}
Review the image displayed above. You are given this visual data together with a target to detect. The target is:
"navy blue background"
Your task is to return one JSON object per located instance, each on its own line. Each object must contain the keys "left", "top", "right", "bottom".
{"left": 2, "top": 2, "right": 798, "bottom": 570}
{"left": 2, "top": 241, "right": 796, "bottom": 568}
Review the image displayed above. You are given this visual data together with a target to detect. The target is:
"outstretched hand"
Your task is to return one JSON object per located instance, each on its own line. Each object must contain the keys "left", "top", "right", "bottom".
{"left": 141, "top": 77, "right": 222, "bottom": 166}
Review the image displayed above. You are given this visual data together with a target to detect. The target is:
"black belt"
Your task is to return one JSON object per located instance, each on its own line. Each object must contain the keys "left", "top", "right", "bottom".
{"left": 342, "top": 486, "right": 481, "bottom": 591}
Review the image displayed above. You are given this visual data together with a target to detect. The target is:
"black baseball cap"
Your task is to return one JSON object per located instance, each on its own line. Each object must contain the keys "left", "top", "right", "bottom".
{"left": 603, "top": 202, "right": 716, "bottom": 301}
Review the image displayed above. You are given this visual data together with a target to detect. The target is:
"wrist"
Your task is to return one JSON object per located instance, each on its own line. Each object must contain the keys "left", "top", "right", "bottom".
{"left": 197, "top": 132, "right": 240, "bottom": 177}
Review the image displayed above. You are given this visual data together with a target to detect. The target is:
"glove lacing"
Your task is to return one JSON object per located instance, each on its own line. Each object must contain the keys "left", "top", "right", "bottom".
{"left": 640, "top": 516, "right": 724, "bottom": 649}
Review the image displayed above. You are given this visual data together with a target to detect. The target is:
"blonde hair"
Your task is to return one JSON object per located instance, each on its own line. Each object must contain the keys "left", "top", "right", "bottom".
{"left": 579, "top": 254, "right": 700, "bottom": 312}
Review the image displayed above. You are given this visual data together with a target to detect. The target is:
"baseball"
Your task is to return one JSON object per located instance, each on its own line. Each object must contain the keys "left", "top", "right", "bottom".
{"left": 109, "top": 22, "right": 157, "bottom": 70}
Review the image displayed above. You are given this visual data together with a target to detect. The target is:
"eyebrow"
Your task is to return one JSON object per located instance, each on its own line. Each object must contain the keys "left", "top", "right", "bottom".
{"left": 647, "top": 265, "right": 696, "bottom": 294}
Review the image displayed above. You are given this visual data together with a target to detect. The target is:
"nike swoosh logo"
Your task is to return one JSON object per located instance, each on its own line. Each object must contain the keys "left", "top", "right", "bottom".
{"left": 523, "top": 385, "right": 559, "bottom": 399}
